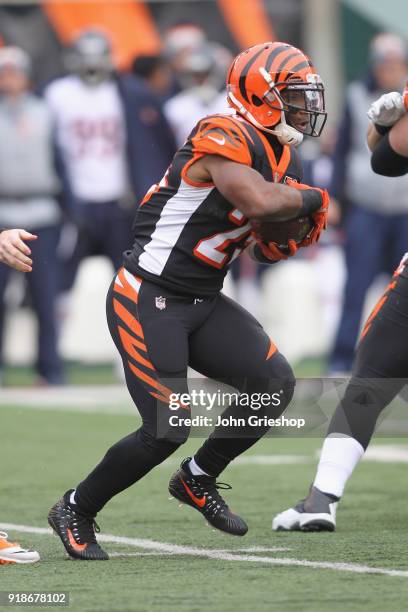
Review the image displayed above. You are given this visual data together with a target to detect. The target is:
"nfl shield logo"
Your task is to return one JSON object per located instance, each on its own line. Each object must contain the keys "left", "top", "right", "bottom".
{"left": 155, "top": 296, "right": 166, "bottom": 310}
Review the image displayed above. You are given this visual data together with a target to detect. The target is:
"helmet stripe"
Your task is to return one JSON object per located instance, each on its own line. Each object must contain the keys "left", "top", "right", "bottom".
{"left": 239, "top": 46, "right": 266, "bottom": 102}
{"left": 274, "top": 52, "right": 300, "bottom": 73}
{"left": 264, "top": 44, "right": 291, "bottom": 71}
{"left": 285, "top": 60, "right": 311, "bottom": 75}
{"left": 273, "top": 51, "right": 302, "bottom": 83}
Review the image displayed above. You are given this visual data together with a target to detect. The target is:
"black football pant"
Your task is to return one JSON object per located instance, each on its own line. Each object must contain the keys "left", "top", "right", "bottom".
{"left": 328, "top": 256, "right": 408, "bottom": 448}
{"left": 75, "top": 267, "right": 295, "bottom": 515}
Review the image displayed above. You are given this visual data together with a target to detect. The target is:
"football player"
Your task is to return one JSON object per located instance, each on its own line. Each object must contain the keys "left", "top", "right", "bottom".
{"left": 273, "top": 84, "right": 408, "bottom": 532}
{"left": 0, "top": 228, "right": 40, "bottom": 564}
{"left": 45, "top": 29, "right": 176, "bottom": 294}
{"left": 48, "top": 42, "right": 329, "bottom": 560}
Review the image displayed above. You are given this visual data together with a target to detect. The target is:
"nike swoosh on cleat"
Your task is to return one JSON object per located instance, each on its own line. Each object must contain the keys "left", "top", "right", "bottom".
{"left": 14, "top": 551, "right": 34, "bottom": 554}
{"left": 208, "top": 135, "right": 226, "bottom": 146}
{"left": 67, "top": 529, "right": 88, "bottom": 552}
{"left": 181, "top": 478, "right": 206, "bottom": 508}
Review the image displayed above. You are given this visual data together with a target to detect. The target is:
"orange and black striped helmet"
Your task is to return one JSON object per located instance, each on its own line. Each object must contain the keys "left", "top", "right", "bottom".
{"left": 227, "top": 42, "right": 327, "bottom": 143}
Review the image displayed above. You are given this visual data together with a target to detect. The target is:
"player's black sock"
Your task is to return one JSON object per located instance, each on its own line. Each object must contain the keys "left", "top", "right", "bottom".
{"left": 74, "top": 428, "right": 181, "bottom": 516}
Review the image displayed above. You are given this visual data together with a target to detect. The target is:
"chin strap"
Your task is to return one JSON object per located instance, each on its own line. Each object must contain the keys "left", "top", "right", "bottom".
{"left": 271, "top": 122, "right": 304, "bottom": 147}
{"left": 258, "top": 66, "right": 303, "bottom": 146}
{"left": 227, "top": 90, "right": 303, "bottom": 147}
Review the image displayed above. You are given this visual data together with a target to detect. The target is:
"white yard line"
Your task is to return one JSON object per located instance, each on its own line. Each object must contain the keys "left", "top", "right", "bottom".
{"left": 161, "top": 455, "right": 309, "bottom": 468}
{"left": 364, "top": 445, "right": 408, "bottom": 462}
{"left": 2, "top": 523, "right": 408, "bottom": 578}
{"left": 315, "top": 445, "right": 408, "bottom": 464}
{"left": 0, "top": 386, "right": 134, "bottom": 414}
{"left": 109, "top": 552, "right": 176, "bottom": 558}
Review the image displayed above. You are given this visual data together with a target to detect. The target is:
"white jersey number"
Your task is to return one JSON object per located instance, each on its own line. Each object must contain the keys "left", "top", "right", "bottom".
{"left": 193, "top": 209, "right": 253, "bottom": 269}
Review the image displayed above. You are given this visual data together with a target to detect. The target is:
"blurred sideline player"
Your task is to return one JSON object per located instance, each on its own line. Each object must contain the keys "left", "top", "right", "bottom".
{"left": 0, "top": 228, "right": 40, "bottom": 563}
{"left": 45, "top": 29, "right": 175, "bottom": 295}
{"left": 48, "top": 42, "right": 329, "bottom": 560}
{"left": 164, "top": 43, "right": 231, "bottom": 147}
{"left": 273, "top": 84, "right": 408, "bottom": 532}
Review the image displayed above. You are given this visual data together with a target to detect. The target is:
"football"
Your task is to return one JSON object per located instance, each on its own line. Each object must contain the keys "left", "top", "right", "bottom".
{"left": 251, "top": 216, "right": 314, "bottom": 248}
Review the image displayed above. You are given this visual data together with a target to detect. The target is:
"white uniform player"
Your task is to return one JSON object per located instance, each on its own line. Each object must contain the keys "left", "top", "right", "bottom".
{"left": 164, "top": 44, "right": 230, "bottom": 147}
{"left": 44, "top": 30, "right": 133, "bottom": 293}
{"left": 45, "top": 74, "right": 128, "bottom": 203}
{"left": 164, "top": 88, "right": 229, "bottom": 147}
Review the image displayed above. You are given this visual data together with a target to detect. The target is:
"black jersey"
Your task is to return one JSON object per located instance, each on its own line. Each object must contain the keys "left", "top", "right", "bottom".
{"left": 124, "top": 112, "right": 302, "bottom": 296}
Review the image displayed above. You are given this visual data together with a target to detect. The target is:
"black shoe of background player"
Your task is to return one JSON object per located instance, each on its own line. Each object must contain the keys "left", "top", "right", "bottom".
{"left": 168, "top": 458, "right": 248, "bottom": 536}
{"left": 48, "top": 490, "right": 109, "bottom": 560}
{"left": 272, "top": 485, "right": 338, "bottom": 532}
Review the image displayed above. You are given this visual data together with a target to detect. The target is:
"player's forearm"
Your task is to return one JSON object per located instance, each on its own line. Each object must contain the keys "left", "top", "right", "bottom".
{"left": 220, "top": 176, "right": 324, "bottom": 221}
{"left": 389, "top": 113, "right": 408, "bottom": 157}
{"left": 211, "top": 170, "right": 300, "bottom": 220}
{"left": 367, "top": 122, "right": 384, "bottom": 152}
{"left": 250, "top": 183, "right": 303, "bottom": 220}
{"left": 371, "top": 132, "right": 408, "bottom": 176}
{"left": 221, "top": 180, "right": 302, "bottom": 220}
{"left": 249, "top": 182, "right": 324, "bottom": 221}
{"left": 370, "top": 115, "right": 408, "bottom": 176}
{"left": 206, "top": 156, "right": 323, "bottom": 220}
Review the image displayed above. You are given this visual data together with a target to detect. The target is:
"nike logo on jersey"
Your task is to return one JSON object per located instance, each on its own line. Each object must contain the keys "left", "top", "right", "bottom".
{"left": 208, "top": 135, "right": 226, "bottom": 146}
{"left": 194, "top": 298, "right": 204, "bottom": 304}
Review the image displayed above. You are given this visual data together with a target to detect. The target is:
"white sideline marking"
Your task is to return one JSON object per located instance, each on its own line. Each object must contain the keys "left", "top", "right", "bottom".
{"left": 109, "top": 552, "right": 176, "bottom": 558}
{"left": 213, "top": 547, "right": 291, "bottom": 553}
{"left": 161, "top": 455, "right": 309, "bottom": 468}
{"left": 109, "top": 547, "right": 291, "bottom": 557}
{"left": 0, "top": 386, "right": 134, "bottom": 414}
{"left": 2, "top": 523, "right": 408, "bottom": 578}
{"left": 217, "top": 455, "right": 308, "bottom": 466}
{"left": 315, "top": 445, "right": 408, "bottom": 464}
{"left": 364, "top": 445, "right": 408, "bottom": 463}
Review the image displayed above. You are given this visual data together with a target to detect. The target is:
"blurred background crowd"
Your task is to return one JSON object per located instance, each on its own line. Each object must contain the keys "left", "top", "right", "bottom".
{"left": 0, "top": 0, "right": 407, "bottom": 385}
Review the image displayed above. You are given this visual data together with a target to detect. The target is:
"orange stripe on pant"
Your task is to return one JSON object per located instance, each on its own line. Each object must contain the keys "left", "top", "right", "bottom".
{"left": 117, "top": 314, "right": 174, "bottom": 405}
{"left": 111, "top": 279, "right": 189, "bottom": 411}
{"left": 118, "top": 325, "right": 154, "bottom": 370}
{"left": 360, "top": 279, "right": 397, "bottom": 341}
{"left": 113, "top": 298, "right": 145, "bottom": 342}
{"left": 127, "top": 361, "right": 190, "bottom": 411}
{"left": 114, "top": 268, "right": 142, "bottom": 304}
{"left": 266, "top": 339, "right": 277, "bottom": 360}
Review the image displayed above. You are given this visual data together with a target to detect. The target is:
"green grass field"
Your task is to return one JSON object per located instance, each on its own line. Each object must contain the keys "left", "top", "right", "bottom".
{"left": 1, "top": 396, "right": 408, "bottom": 612}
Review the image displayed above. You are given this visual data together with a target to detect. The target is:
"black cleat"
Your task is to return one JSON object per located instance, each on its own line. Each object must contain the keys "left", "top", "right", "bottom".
{"left": 272, "top": 486, "right": 338, "bottom": 532}
{"left": 48, "top": 490, "right": 109, "bottom": 560}
{"left": 168, "top": 458, "right": 248, "bottom": 536}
